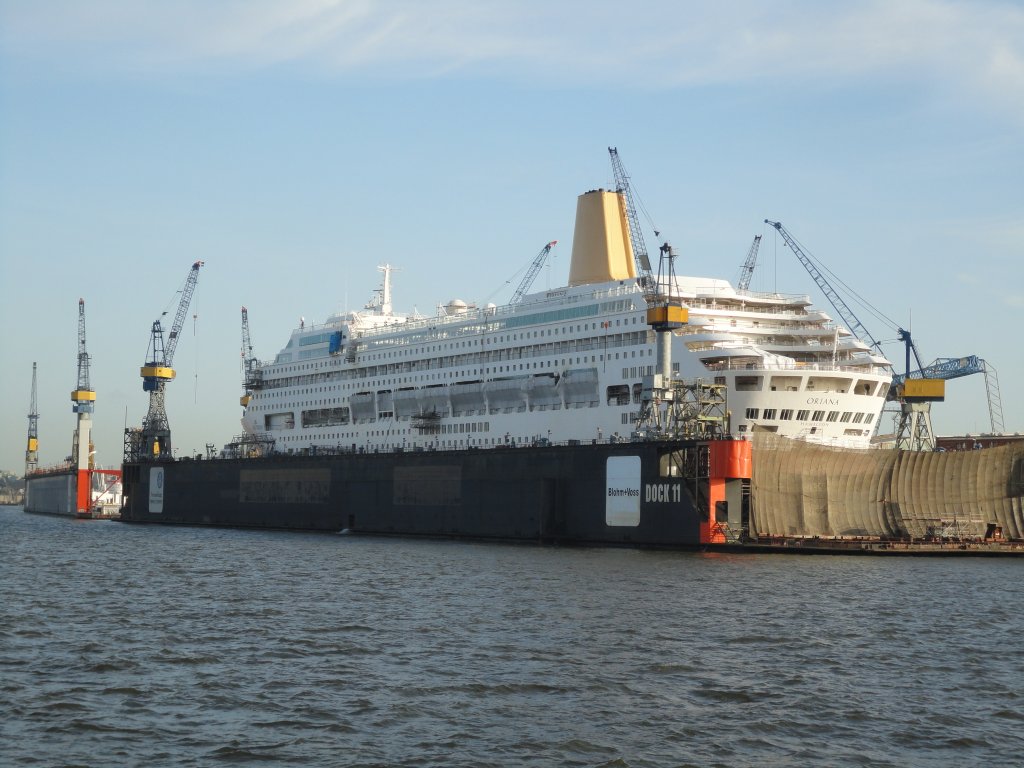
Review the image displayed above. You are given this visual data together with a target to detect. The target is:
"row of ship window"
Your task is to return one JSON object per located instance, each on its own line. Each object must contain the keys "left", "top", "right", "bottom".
{"left": 248, "top": 351, "right": 658, "bottom": 410}
{"left": 745, "top": 407, "right": 875, "bottom": 425}
{"left": 270, "top": 319, "right": 647, "bottom": 376}
{"left": 365, "top": 319, "right": 642, "bottom": 359}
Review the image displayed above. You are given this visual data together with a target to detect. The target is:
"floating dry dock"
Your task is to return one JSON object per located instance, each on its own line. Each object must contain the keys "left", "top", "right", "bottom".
{"left": 119, "top": 435, "right": 1024, "bottom": 555}
{"left": 749, "top": 434, "right": 1024, "bottom": 546}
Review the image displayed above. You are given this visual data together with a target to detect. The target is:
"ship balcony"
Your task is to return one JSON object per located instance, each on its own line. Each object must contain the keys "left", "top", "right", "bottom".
{"left": 682, "top": 321, "right": 847, "bottom": 338}
{"left": 701, "top": 357, "right": 889, "bottom": 376}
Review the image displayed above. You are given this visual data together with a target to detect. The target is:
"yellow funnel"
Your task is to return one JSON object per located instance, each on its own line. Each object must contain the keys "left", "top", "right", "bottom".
{"left": 568, "top": 189, "right": 637, "bottom": 286}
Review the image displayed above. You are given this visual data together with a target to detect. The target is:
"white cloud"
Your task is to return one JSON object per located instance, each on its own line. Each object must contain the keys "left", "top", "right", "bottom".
{"left": 2, "top": 0, "right": 1024, "bottom": 120}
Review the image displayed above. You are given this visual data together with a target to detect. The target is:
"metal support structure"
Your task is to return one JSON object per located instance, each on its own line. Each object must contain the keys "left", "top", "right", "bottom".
{"left": 634, "top": 379, "right": 728, "bottom": 441}
{"left": 895, "top": 401, "right": 937, "bottom": 452}
{"left": 629, "top": 241, "right": 727, "bottom": 440}
{"left": 221, "top": 432, "right": 276, "bottom": 459}
{"left": 984, "top": 362, "right": 1004, "bottom": 434}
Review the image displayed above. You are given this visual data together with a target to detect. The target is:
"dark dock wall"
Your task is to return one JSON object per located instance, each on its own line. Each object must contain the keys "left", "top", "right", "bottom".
{"left": 121, "top": 442, "right": 714, "bottom": 547}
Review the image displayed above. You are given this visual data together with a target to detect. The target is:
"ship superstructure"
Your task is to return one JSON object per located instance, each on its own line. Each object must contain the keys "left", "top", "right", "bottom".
{"left": 240, "top": 189, "right": 893, "bottom": 454}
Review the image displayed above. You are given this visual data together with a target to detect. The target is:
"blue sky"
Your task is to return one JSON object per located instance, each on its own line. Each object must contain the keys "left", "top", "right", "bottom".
{"left": 1, "top": 0, "right": 1021, "bottom": 472}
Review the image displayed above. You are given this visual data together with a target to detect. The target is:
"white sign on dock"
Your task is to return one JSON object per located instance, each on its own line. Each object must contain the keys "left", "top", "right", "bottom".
{"left": 605, "top": 455, "right": 641, "bottom": 527}
{"left": 149, "top": 466, "right": 164, "bottom": 514}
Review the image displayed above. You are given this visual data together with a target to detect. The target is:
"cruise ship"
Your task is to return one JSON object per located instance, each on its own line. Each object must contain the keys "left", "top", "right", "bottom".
{"left": 240, "top": 189, "right": 893, "bottom": 454}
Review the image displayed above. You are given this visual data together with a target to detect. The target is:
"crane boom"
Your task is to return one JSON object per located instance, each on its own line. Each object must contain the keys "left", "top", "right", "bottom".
{"left": 608, "top": 147, "right": 655, "bottom": 297}
{"left": 510, "top": 241, "right": 557, "bottom": 304}
{"left": 764, "top": 220, "right": 885, "bottom": 356}
{"left": 891, "top": 354, "right": 1005, "bottom": 433}
{"left": 71, "top": 299, "right": 95, "bottom": 413}
{"left": 75, "top": 299, "right": 91, "bottom": 393}
{"left": 164, "top": 261, "right": 202, "bottom": 366}
{"left": 737, "top": 235, "right": 762, "bottom": 291}
{"left": 891, "top": 354, "right": 981, "bottom": 387}
{"left": 241, "top": 306, "right": 253, "bottom": 377}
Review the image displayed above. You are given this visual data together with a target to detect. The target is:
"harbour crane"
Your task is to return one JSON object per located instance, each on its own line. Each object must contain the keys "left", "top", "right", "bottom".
{"left": 240, "top": 306, "right": 263, "bottom": 407}
{"left": 70, "top": 299, "right": 97, "bottom": 513}
{"left": 763, "top": 220, "right": 1000, "bottom": 448}
{"left": 763, "top": 220, "right": 887, "bottom": 356}
{"left": 892, "top": 354, "right": 1004, "bottom": 434}
{"left": 608, "top": 147, "right": 656, "bottom": 297}
{"left": 134, "top": 260, "right": 203, "bottom": 460}
{"left": 510, "top": 241, "right": 558, "bottom": 304}
{"left": 736, "top": 235, "right": 762, "bottom": 292}
{"left": 607, "top": 149, "right": 718, "bottom": 438}
{"left": 25, "top": 362, "right": 39, "bottom": 476}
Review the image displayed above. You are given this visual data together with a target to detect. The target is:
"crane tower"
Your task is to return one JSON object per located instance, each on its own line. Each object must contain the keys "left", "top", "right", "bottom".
{"left": 25, "top": 362, "right": 39, "bottom": 476}
{"left": 132, "top": 261, "right": 203, "bottom": 460}
{"left": 606, "top": 149, "right": 724, "bottom": 438}
{"left": 70, "top": 299, "right": 97, "bottom": 513}
{"left": 240, "top": 306, "right": 263, "bottom": 407}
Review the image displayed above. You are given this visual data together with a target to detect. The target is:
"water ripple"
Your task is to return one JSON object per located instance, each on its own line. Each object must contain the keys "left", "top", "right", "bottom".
{"left": 3, "top": 506, "right": 1023, "bottom": 767}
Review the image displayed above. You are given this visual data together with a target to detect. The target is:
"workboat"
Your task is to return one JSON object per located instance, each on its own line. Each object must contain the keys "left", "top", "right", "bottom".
{"left": 237, "top": 188, "right": 893, "bottom": 456}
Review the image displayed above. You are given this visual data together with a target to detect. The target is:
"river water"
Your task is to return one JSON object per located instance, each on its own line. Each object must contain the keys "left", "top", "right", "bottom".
{"left": 2, "top": 505, "right": 1022, "bottom": 767}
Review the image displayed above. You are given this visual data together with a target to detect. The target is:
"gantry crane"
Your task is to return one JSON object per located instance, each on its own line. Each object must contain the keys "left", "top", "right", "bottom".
{"left": 70, "top": 299, "right": 97, "bottom": 513}
{"left": 133, "top": 261, "right": 203, "bottom": 460}
{"left": 736, "top": 235, "right": 762, "bottom": 292}
{"left": 510, "top": 241, "right": 558, "bottom": 304}
{"left": 25, "top": 362, "right": 39, "bottom": 476}
{"left": 892, "top": 354, "right": 1004, "bottom": 434}
{"left": 240, "top": 306, "right": 264, "bottom": 407}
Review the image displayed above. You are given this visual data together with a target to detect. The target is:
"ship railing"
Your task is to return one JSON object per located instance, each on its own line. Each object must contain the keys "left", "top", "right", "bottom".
{"left": 25, "top": 462, "right": 74, "bottom": 476}
{"left": 703, "top": 359, "right": 886, "bottom": 374}
{"left": 732, "top": 288, "right": 812, "bottom": 302}
{"left": 687, "top": 291, "right": 812, "bottom": 308}
{"left": 332, "top": 282, "right": 644, "bottom": 340}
